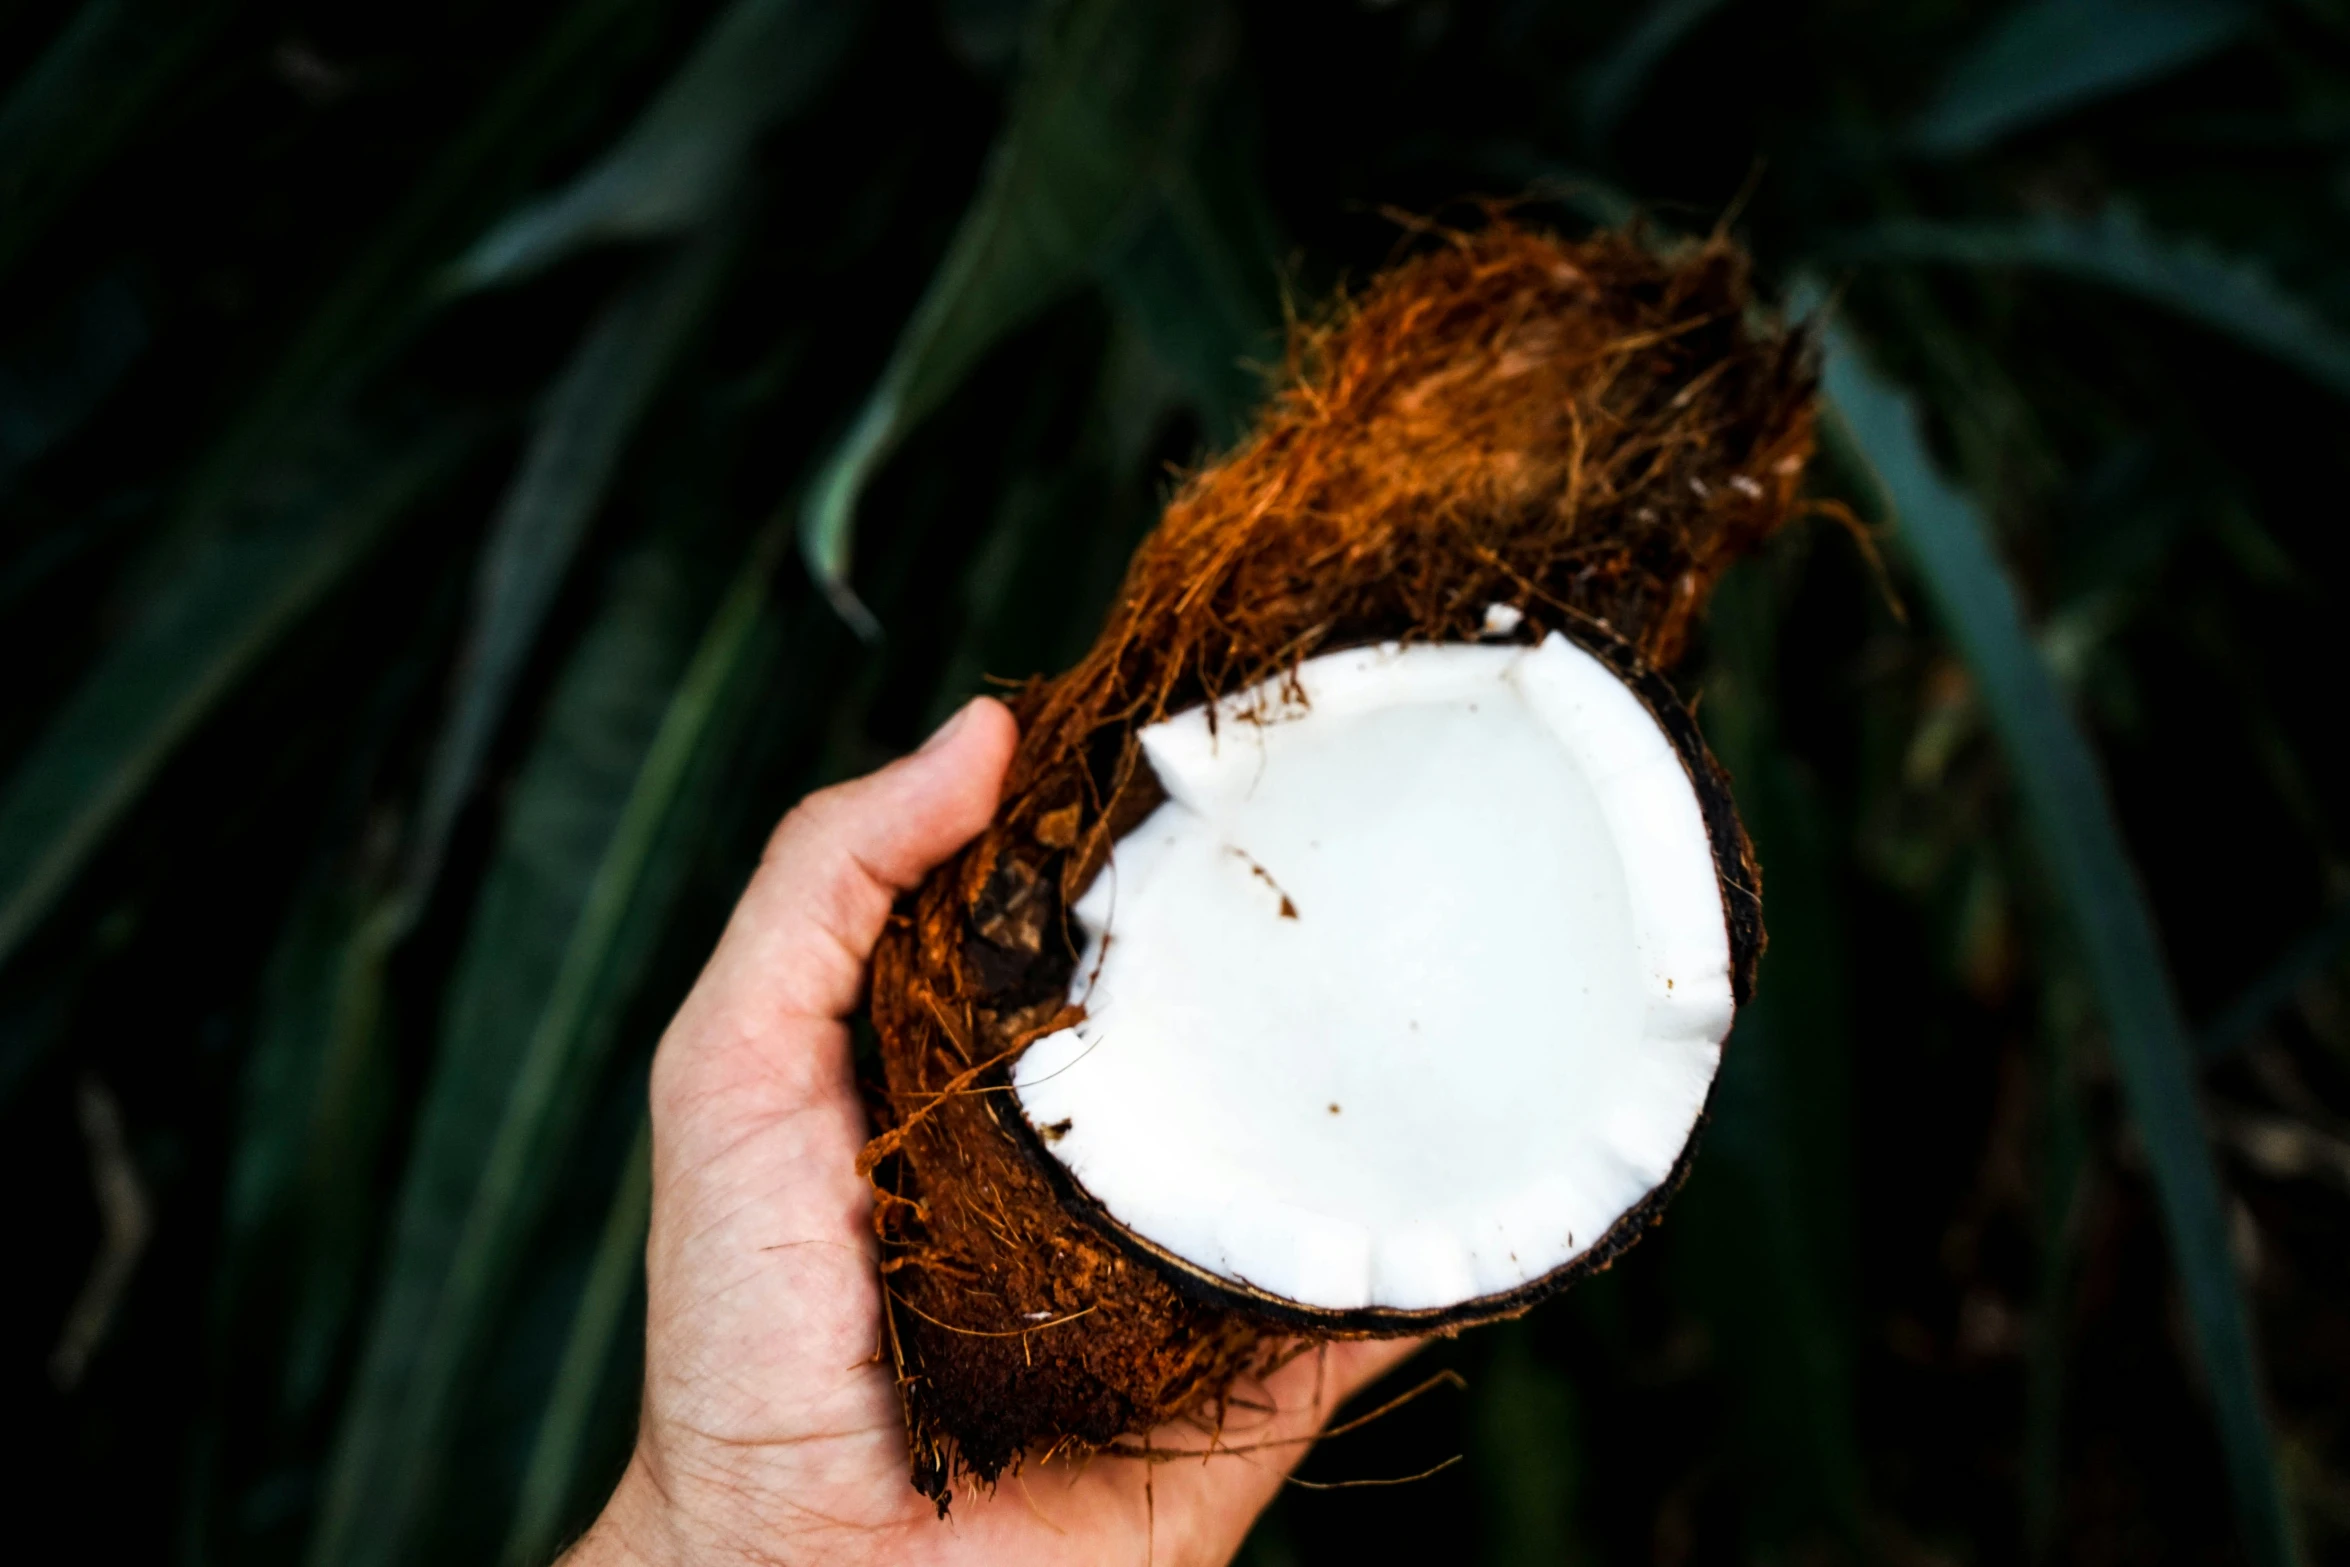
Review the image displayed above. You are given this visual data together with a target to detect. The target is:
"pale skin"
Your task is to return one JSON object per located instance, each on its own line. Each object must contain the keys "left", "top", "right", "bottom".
{"left": 564, "top": 697, "right": 1417, "bottom": 1567}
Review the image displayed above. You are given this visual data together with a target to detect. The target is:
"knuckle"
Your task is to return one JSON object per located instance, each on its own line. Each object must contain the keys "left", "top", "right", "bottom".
{"left": 760, "top": 780, "right": 861, "bottom": 869}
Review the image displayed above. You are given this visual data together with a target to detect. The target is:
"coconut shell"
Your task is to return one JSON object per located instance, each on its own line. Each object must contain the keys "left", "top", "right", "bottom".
{"left": 860, "top": 220, "right": 1816, "bottom": 1509}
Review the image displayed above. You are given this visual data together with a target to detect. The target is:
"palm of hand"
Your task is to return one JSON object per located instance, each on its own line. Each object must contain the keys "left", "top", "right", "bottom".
{"left": 568, "top": 701, "right": 1412, "bottom": 1567}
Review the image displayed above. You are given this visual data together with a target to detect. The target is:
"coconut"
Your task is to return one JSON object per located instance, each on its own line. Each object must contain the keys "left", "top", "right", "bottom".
{"left": 862, "top": 221, "right": 1813, "bottom": 1509}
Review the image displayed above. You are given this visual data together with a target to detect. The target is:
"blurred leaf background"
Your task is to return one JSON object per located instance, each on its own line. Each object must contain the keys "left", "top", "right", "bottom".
{"left": 4, "top": 0, "right": 2349, "bottom": 1562}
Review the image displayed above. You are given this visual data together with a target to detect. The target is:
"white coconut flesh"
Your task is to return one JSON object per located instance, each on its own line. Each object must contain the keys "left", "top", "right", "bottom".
{"left": 1009, "top": 630, "right": 1736, "bottom": 1315}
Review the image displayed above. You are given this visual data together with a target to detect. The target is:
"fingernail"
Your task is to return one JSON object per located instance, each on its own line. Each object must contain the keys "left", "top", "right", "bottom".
{"left": 918, "top": 699, "right": 976, "bottom": 755}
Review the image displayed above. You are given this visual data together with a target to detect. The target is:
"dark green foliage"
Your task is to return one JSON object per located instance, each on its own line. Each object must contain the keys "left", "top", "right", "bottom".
{"left": 1824, "top": 325, "right": 2292, "bottom": 1563}
{"left": 798, "top": 0, "right": 1223, "bottom": 632}
{"left": 1908, "top": 0, "right": 2255, "bottom": 156}
{"left": 1834, "top": 211, "right": 2350, "bottom": 398}
{"left": 4, "top": 2, "right": 2349, "bottom": 1564}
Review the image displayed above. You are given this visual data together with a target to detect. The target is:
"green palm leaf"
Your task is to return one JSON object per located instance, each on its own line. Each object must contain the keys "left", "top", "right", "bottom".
{"left": 446, "top": 0, "right": 859, "bottom": 293}
{"left": 1098, "top": 126, "right": 1281, "bottom": 448}
{"left": 1578, "top": 0, "right": 1731, "bottom": 153}
{"left": 0, "top": 414, "right": 478, "bottom": 970}
{"left": 1820, "top": 318, "right": 2298, "bottom": 1567}
{"left": 0, "top": 0, "right": 238, "bottom": 278}
{"left": 799, "top": 0, "right": 1224, "bottom": 634}
{"left": 1835, "top": 209, "right": 2350, "bottom": 400}
{"left": 0, "top": 0, "right": 654, "bottom": 974}
{"left": 189, "top": 230, "right": 736, "bottom": 1556}
{"left": 308, "top": 525, "right": 790, "bottom": 1567}
{"left": 1679, "top": 559, "right": 1867, "bottom": 1543}
{"left": 500, "top": 1113, "right": 652, "bottom": 1567}
{"left": 1910, "top": 0, "right": 2254, "bottom": 156}
{"left": 403, "top": 227, "right": 737, "bottom": 915}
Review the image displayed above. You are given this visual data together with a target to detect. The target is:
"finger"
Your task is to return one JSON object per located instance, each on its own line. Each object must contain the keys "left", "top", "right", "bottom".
{"left": 1143, "top": 1338, "right": 1426, "bottom": 1564}
{"left": 1317, "top": 1336, "right": 1427, "bottom": 1414}
{"left": 964, "top": 1336, "right": 1425, "bottom": 1566}
{"left": 749, "top": 695, "right": 1018, "bottom": 1018}
{"left": 668, "top": 696, "right": 1016, "bottom": 1043}
{"left": 1239, "top": 1337, "right": 1427, "bottom": 1482}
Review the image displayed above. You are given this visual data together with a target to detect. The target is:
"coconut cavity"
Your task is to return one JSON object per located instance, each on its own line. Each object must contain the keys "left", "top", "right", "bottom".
{"left": 863, "top": 221, "right": 1815, "bottom": 1508}
{"left": 1013, "top": 634, "right": 1733, "bottom": 1317}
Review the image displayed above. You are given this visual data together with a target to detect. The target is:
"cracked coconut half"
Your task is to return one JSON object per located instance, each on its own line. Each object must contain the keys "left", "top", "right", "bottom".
{"left": 861, "top": 220, "right": 1815, "bottom": 1509}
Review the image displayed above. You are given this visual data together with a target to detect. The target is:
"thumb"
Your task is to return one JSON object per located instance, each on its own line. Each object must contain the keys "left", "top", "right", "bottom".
{"left": 661, "top": 697, "right": 1017, "bottom": 1079}
{"left": 729, "top": 696, "right": 1016, "bottom": 1023}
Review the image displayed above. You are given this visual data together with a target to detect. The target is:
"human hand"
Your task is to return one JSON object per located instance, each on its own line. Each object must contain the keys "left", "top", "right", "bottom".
{"left": 565, "top": 697, "right": 1417, "bottom": 1567}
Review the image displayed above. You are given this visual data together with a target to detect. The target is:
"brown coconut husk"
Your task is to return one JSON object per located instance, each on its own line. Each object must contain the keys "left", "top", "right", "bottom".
{"left": 861, "top": 219, "right": 1817, "bottom": 1509}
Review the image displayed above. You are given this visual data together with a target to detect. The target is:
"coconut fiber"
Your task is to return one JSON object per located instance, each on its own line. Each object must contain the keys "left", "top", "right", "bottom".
{"left": 861, "top": 220, "right": 1817, "bottom": 1508}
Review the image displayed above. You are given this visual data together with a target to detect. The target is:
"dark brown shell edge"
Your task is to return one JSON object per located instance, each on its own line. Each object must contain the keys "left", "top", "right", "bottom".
{"left": 985, "top": 610, "right": 1762, "bottom": 1336}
